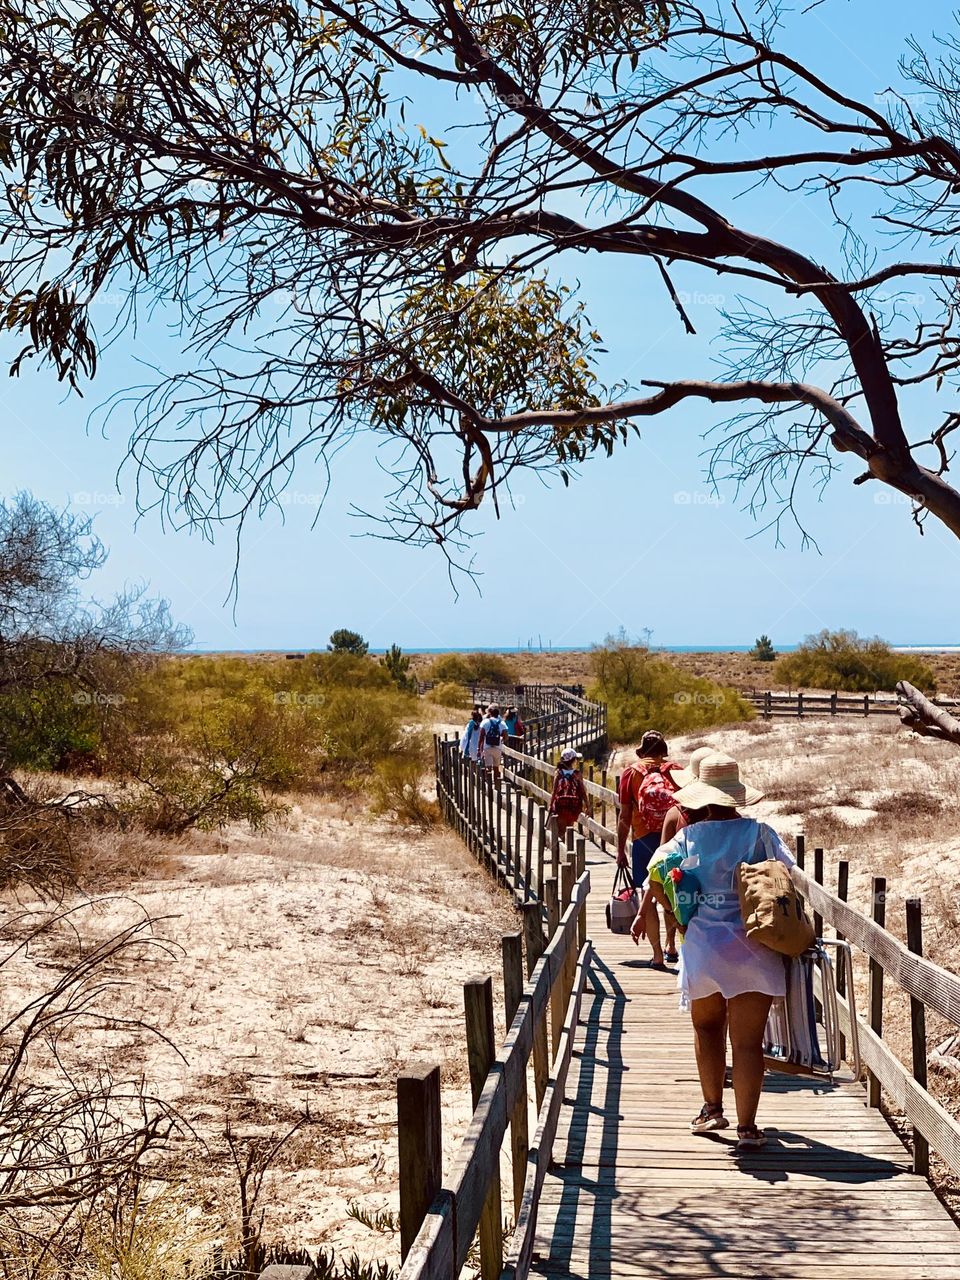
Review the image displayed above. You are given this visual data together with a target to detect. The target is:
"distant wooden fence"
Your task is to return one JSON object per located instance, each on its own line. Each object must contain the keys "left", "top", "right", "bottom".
{"left": 745, "top": 690, "right": 960, "bottom": 719}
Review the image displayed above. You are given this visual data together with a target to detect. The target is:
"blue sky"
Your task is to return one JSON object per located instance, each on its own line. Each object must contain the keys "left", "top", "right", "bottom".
{"left": 4, "top": 1, "right": 959, "bottom": 651}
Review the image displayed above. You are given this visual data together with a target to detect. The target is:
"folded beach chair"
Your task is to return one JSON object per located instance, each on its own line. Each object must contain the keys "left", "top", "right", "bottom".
{"left": 763, "top": 941, "right": 861, "bottom": 1081}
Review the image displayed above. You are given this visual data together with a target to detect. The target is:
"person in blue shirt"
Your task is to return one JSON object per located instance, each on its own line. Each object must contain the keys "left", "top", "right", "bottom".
{"left": 460, "top": 706, "right": 483, "bottom": 762}
{"left": 477, "top": 704, "right": 509, "bottom": 782}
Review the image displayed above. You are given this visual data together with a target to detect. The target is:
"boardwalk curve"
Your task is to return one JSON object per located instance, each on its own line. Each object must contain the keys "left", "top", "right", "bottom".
{"left": 392, "top": 686, "right": 960, "bottom": 1280}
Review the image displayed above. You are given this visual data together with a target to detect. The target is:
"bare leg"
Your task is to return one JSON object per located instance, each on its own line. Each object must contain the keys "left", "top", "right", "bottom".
{"left": 639, "top": 888, "right": 663, "bottom": 964}
{"left": 727, "top": 992, "right": 774, "bottom": 1127}
{"left": 690, "top": 994, "right": 728, "bottom": 1109}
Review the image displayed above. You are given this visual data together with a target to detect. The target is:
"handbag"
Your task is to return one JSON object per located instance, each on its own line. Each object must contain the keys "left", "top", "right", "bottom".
{"left": 736, "top": 848, "right": 816, "bottom": 957}
{"left": 606, "top": 864, "right": 639, "bottom": 934}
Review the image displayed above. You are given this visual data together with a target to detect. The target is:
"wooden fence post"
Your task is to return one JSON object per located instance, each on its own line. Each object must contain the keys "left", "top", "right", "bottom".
{"left": 565, "top": 827, "right": 575, "bottom": 852}
{"left": 397, "top": 1063, "right": 442, "bottom": 1262}
{"left": 537, "top": 807, "right": 547, "bottom": 902}
{"left": 544, "top": 874, "right": 562, "bottom": 1056}
{"left": 576, "top": 837, "right": 587, "bottom": 949}
{"left": 600, "top": 768, "right": 608, "bottom": 850}
{"left": 867, "top": 876, "right": 887, "bottom": 1108}
{"left": 798, "top": 691, "right": 804, "bottom": 718}
{"left": 813, "top": 847, "right": 824, "bottom": 938}
{"left": 502, "top": 932, "right": 529, "bottom": 1215}
{"left": 561, "top": 857, "right": 577, "bottom": 1004}
{"left": 795, "top": 833, "right": 805, "bottom": 871}
{"left": 522, "top": 902, "right": 549, "bottom": 1109}
{"left": 549, "top": 816, "right": 560, "bottom": 881}
{"left": 836, "top": 859, "right": 849, "bottom": 1063}
{"left": 504, "top": 785, "right": 513, "bottom": 886}
{"left": 514, "top": 788, "right": 522, "bottom": 887}
{"left": 906, "top": 898, "right": 930, "bottom": 1176}
{"left": 463, "top": 977, "right": 503, "bottom": 1280}
{"left": 524, "top": 797, "right": 534, "bottom": 901}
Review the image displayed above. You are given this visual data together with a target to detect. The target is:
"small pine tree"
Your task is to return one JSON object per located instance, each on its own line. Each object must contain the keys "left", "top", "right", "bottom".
{"left": 327, "top": 628, "right": 369, "bottom": 656}
{"left": 750, "top": 635, "right": 777, "bottom": 662}
{"left": 380, "top": 643, "right": 415, "bottom": 692}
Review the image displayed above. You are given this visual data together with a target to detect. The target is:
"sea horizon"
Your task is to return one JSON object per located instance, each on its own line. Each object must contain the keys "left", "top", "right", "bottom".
{"left": 184, "top": 642, "right": 960, "bottom": 655}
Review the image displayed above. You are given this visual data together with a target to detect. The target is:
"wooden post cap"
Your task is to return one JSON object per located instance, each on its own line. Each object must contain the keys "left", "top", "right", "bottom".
{"left": 259, "top": 1267, "right": 316, "bottom": 1280}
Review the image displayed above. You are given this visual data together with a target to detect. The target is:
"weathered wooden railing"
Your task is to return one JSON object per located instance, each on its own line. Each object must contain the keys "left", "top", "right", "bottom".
{"left": 745, "top": 689, "right": 960, "bottom": 718}
{"left": 396, "top": 864, "right": 591, "bottom": 1280}
{"left": 467, "top": 685, "right": 607, "bottom": 759}
{"left": 397, "top": 697, "right": 607, "bottom": 1280}
{"left": 790, "top": 835, "right": 960, "bottom": 1179}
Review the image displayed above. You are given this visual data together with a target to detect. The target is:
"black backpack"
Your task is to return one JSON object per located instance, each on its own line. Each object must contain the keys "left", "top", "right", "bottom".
{"left": 484, "top": 718, "right": 503, "bottom": 746}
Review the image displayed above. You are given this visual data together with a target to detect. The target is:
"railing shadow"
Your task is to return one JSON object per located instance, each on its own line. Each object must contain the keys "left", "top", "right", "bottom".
{"left": 538, "top": 949, "right": 626, "bottom": 1280}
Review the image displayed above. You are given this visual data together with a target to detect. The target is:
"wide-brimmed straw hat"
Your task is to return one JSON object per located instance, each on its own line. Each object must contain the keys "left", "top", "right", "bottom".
{"left": 671, "top": 752, "right": 763, "bottom": 809}
{"left": 671, "top": 745, "right": 715, "bottom": 789}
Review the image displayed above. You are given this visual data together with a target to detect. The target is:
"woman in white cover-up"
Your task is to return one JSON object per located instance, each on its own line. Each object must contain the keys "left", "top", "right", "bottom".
{"left": 643, "top": 753, "right": 794, "bottom": 1154}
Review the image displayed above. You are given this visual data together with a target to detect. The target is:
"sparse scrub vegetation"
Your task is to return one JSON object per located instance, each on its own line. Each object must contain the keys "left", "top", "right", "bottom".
{"left": 429, "top": 680, "right": 473, "bottom": 710}
{"left": 427, "top": 652, "right": 516, "bottom": 686}
{"left": 589, "top": 633, "right": 753, "bottom": 739}
{"left": 773, "top": 629, "right": 936, "bottom": 693}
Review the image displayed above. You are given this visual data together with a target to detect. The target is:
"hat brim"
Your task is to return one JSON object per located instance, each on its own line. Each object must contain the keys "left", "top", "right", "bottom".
{"left": 672, "top": 779, "right": 764, "bottom": 809}
{"left": 671, "top": 766, "right": 696, "bottom": 787}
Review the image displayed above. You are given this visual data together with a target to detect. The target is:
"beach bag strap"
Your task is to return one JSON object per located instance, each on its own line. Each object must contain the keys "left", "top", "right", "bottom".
{"left": 613, "top": 863, "right": 635, "bottom": 893}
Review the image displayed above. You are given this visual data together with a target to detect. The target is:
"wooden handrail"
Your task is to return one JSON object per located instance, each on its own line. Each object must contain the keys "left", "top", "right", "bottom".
{"left": 792, "top": 864, "right": 960, "bottom": 1026}
{"left": 398, "top": 875, "right": 590, "bottom": 1280}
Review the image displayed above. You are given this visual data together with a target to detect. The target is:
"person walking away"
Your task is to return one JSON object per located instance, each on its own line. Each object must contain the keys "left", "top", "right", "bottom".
{"left": 461, "top": 707, "right": 483, "bottom": 763}
{"left": 549, "top": 748, "right": 590, "bottom": 837}
{"left": 642, "top": 753, "right": 792, "bottom": 1154}
{"left": 617, "top": 730, "right": 682, "bottom": 964}
{"left": 504, "top": 706, "right": 525, "bottom": 757}
{"left": 660, "top": 745, "right": 714, "bottom": 843}
{"left": 478, "top": 704, "right": 509, "bottom": 782}
{"left": 644, "top": 744, "right": 715, "bottom": 962}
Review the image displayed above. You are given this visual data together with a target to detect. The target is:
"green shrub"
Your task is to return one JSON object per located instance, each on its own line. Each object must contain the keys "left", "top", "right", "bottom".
{"left": 427, "top": 652, "right": 516, "bottom": 685}
{"left": 319, "top": 689, "right": 409, "bottom": 767}
{"left": 773, "top": 630, "right": 935, "bottom": 693}
{"left": 589, "top": 638, "right": 753, "bottom": 738}
{"left": 750, "top": 634, "right": 777, "bottom": 662}
{"left": 430, "top": 681, "right": 473, "bottom": 710}
{"left": 369, "top": 752, "right": 440, "bottom": 827}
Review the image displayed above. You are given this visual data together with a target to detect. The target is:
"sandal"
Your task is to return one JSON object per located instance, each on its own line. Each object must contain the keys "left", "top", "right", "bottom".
{"left": 664, "top": 950, "right": 680, "bottom": 963}
{"left": 690, "top": 1103, "right": 729, "bottom": 1134}
{"left": 734, "top": 1124, "right": 767, "bottom": 1151}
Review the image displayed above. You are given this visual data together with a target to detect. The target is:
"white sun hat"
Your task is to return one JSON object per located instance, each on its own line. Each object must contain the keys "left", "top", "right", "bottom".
{"left": 559, "top": 748, "right": 583, "bottom": 764}
{"left": 671, "top": 752, "right": 764, "bottom": 809}
{"left": 671, "top": 745, "right": 715, "bottom": 789}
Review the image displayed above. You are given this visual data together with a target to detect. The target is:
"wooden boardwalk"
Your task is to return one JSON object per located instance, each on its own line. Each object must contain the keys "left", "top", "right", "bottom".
{"left": 531, "top": 839, "right": 960, "bottom": 1280}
